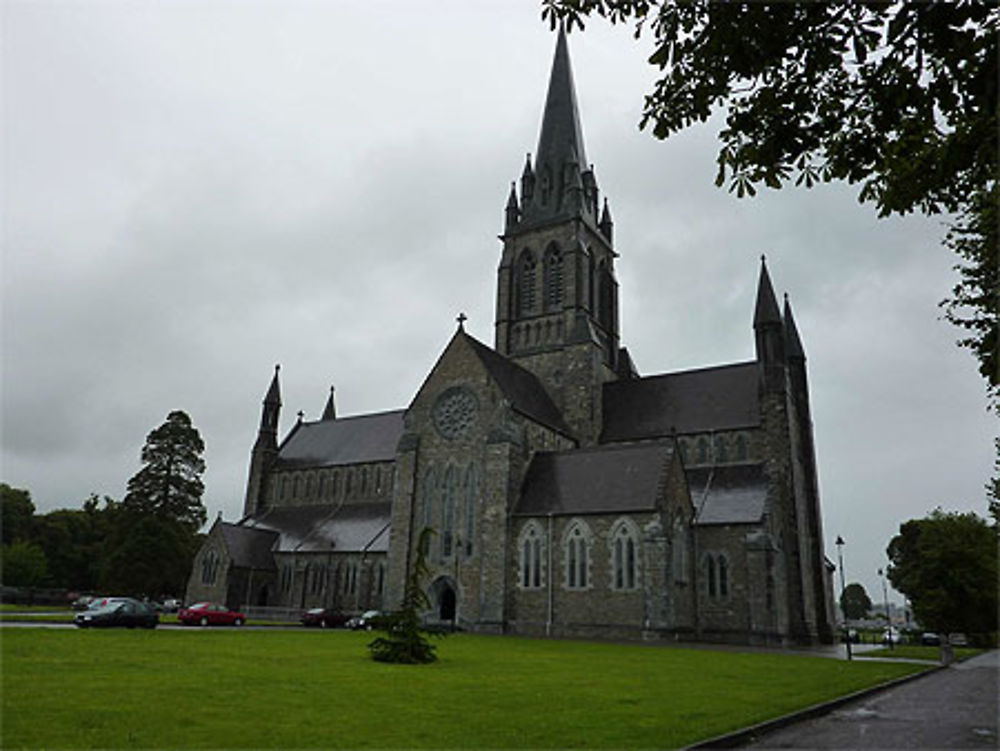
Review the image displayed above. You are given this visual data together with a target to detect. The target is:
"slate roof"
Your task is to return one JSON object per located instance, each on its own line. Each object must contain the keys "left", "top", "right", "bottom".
{"left": 242, "top": 502, "right": 391, "bottom": 554}
{"left": 275, "top": 410, "right": 405, "bottom": 469}
{"left": 513, "top": 442, "right": 673, "bottom": 516}
{"left": 601, "top": 361, "right": 760, "bottom": 441}
{"left": 688, "top": 464, "right": 768, "bottom": 525}
{"left": 463, "top": 334, "right": 572, "bottom": 437}
{"left": 219, "top": 523, "right": 278, "bottom": 570}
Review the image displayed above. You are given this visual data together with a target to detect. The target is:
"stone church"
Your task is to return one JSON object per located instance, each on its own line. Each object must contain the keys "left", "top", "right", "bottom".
{"left": 186, "top": 30, "right": 837, "bottom": 645}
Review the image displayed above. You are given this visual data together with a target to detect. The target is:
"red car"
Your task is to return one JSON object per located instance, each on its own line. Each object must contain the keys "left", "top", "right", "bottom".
{"left": 178, "top": 602, "right": 245, "bottom": 627}
{"left": 300, "top": 608, "right": 349, "bottom": 628}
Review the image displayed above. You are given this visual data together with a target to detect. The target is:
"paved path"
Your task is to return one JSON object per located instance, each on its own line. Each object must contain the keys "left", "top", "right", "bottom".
{"left": 743, "top": 650, "right": 998, "bottom": 749}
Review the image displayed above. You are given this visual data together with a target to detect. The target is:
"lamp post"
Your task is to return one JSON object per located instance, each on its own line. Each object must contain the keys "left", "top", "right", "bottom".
{"left": 878, "top": 568, "right": 893, "bottom": 651}
{"left": 835, "top": 535, "right": 852, "bottom": 660}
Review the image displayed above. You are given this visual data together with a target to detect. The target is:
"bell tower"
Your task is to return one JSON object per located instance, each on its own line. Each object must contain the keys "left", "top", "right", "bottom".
{"left": 494, "top": 28, "right": 620, "bottom": 444}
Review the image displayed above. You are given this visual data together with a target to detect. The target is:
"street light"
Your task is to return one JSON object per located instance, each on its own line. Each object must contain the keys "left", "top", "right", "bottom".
{"left": 878, "top": 567, "right": 893, "bottom": 651}
{"left": 835, "top": 535, "right": 852, "bottom": 660}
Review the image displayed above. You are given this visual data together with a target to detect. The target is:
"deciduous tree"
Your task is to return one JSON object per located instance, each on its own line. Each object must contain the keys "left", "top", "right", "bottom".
{"left": 1, "top": 484, "right": 35, "bottom": 545}
{"left": 839, "top": 582, "right": 872, "bottom": 621}
{"left": 886, "top": 509, "right": 998, "bottom": 638}
{"left": 541, "top": 1, "right": 998, "bottom": 402}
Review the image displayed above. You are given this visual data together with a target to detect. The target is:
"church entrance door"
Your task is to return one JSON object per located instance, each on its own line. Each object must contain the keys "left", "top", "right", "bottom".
{"left": 429, "top": 576, "right": 458, "bottom": 627}
{"left": 439, "top": 585, "right": 456, "bottom": 622}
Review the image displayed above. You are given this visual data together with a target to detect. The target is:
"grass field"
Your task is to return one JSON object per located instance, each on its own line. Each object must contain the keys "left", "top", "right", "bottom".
{"left": 2, "top": 628, "right": 928, "bottom": 749}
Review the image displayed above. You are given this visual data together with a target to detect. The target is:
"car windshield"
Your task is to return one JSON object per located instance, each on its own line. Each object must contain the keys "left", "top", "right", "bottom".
{"left": 306, "top": 609, "right": 323, "bottom": 615}
{"left": 188, "top": 602, "right": 210, "bottom": 610}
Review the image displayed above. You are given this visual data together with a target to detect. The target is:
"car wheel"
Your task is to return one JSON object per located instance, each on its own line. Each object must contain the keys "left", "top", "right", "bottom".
{"left": 233, "top": 618, "right": 243, "bottom": 627}
{"left": 199, "top": 616, "right": 209, "bottom": 626}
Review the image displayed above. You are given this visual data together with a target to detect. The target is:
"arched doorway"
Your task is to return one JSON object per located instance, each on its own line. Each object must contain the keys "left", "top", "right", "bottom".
{"left": 428, "top": 576, "right": 457, "bottom": 625}
{"left": 440, "top": 587, "right": 456, "bottom": 622}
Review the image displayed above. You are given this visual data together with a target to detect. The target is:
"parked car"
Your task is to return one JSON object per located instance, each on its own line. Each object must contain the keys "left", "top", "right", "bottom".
{"left": 346, "top": 610, "right": 383, "bottom": 631}
{"left": 87, "top": 596, "right": 129, "bottom": 611}
{"left": 301, "top": 608, "right": 349, "bottom": 628}
{"left": 161, "top": 598, "right": 181, "bottom": 613}
{"left": 920, "top": 632, "right": 941, "bottom": 646}
{"left": 73, "top": 598, "right": 158, "bottom": 629}
{"left": 882, "top": 627, "right": 902, "bottom": 644}
{"left": 948, "top": 633, "right": 969, "bottom": 646}
{"left": 178, "top": 602, "right": 245, "bottom": 627}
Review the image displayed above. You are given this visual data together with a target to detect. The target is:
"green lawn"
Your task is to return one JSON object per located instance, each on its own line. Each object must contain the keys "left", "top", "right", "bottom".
{"left": 3, "top": 629, "right": 927, "bottom": 749}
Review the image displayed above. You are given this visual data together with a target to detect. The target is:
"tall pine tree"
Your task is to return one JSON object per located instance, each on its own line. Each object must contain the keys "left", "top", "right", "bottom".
{"left": 123, "top": 410, "right": 207, "bottom": 532}
{"left": 104, "top": 410, "right": 207, "bottom": 597}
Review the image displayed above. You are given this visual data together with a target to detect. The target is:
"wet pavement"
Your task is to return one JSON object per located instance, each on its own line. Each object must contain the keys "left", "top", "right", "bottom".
{"left": 741, "top": 650, "right": 998, "bottom": 749}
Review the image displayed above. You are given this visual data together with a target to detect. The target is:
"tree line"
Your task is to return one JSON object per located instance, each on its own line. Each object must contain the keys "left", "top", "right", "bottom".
{"left": 1, "top": 410, "right": 207, "bottom": 600}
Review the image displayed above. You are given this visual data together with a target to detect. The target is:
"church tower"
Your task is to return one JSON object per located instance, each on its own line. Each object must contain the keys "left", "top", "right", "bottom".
{"left": 242, "top": 365, "right": 281, "bottom": 518}
{"left": 495, "top": 28, "right": 620, "bottom": 445}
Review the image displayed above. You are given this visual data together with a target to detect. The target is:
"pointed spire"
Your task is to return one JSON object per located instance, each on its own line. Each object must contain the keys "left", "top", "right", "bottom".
{"left": 255, "top": 364, "right": 282, "bottom": 444}
{"left": 599, "top": 197, "right": 614, "bottom": 241}
{"left": 520, "top": 153, "right": 535, "bottom": 203}
{"left": 264, "top": 364, "right": 281, "bottom": 407}
{"left": 783, "top": 294, "right": 806, "bottom": 361}
{"left": 753, "top": 255, "right": 782, "bottom": 329}
{"left": 505, "top": 182, "right": 520, "bottom": 232}
{"left": 532, "top": 26, "right": 588, "bottom": 213}
{"left": 321, "top": 386, "right": 337, "bottom": 421}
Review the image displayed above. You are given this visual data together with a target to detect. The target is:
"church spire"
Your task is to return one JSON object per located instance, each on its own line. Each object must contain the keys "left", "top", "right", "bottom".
{"left": 258, "top": 364, "right": 282, "bottom": 440}
{"left": 321, "top": 385, "right": 337, "bottom": 421}
{"left": 753, "top": 257, "right": 786, "bottom": 391}
{"left": 521, "top": 26, "right": 594, "bottom": 224}
{"left": 753, "top": 256, "right": 782, "bottom": 329}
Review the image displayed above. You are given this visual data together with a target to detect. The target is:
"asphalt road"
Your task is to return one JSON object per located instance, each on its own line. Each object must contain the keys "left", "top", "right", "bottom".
{"left": 743, "top": 650, "right": 999, "bottom": 749}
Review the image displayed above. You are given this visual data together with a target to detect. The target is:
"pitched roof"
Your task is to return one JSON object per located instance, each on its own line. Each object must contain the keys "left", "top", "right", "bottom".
{"left": 220, "top": 523, "right": 278, "bottom": 570}
{"left": 601, "top": 362, "right": 760, "bottom": 441}
{"left": 275, "top": 410, "right": 404, "bottom": 469}
{"left": 463, "top": 333, "right": 572, "bottom": 436}
{"left": 688, "top": 464, "right": 768, "bottom": 525}
{"left": 513, "top": 442, "right": 673, "bottom": 516}
{"left": 242, "top": 502, "right": 392, "bottom": 554}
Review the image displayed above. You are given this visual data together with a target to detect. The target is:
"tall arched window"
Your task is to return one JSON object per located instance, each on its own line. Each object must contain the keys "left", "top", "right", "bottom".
{"left": 518, "top": 522, "right": 545, "bottom": 589}
{"left": 564, "top": 521, "right": 591, "bottom": 590}
{"left": 705, "top": 554, "right": 717, "bottom": 597}
{"left": 463, "top": 464, "right": 477, "bottom": 557}
{"left": 714, "top": 435, "right": 728, "bottom": 464}
{"left": 441, "top": 466, "right": 457, "bottom": 558}
{"left": 421, "top": 468, "right": 437, "bottom": 556}
{"left": 696, "top": 437, "right": 710, "bottom": 464}
{"left": 597, "top": 260, "right": 613, "bottom": 331}
{"left": 201, "top": 549, "right": 220, "bottom": 585}
{"left": 610, "top": 519, "right": 639, "bottom": 590}
{"left": 517, "top": 250, "right": 537, "bottom": 316}
{"left": 544, "top": 244, "right": 564, "bottom": 309}
{"left": 718, "top": 555, "right": 729, "bottom": 597}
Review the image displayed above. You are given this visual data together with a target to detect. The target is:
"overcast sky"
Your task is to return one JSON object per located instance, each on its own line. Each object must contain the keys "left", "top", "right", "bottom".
{"left": 3, "top": 0, "right": 994, "bottom": 606}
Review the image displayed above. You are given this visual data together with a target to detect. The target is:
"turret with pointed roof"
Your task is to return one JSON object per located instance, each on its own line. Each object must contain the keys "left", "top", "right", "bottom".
{"left": 753, "top": 257, "right": 786, "bottom": 393}
{"left": 244, "top": 365, "right": 283, "bottom": 518}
